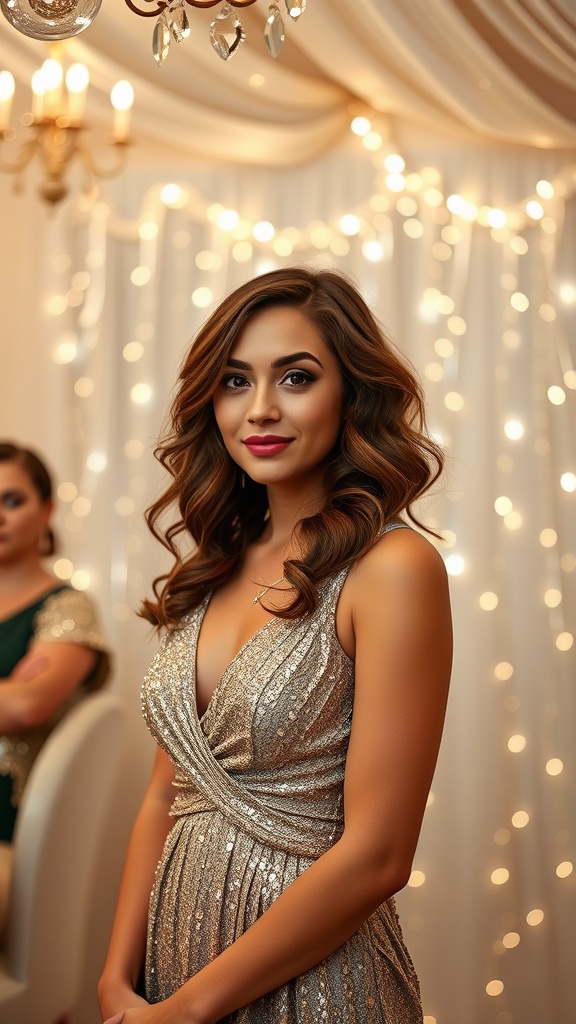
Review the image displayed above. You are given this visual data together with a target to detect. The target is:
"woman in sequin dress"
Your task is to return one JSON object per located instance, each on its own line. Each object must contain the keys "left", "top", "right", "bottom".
{"left": 100, "top": 268, "right": 452, "bottom": 1024}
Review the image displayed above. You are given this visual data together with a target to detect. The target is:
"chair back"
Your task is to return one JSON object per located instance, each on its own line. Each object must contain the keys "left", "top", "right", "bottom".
{"left": 0, "top": 691, "right": 125, "bottom": 1024}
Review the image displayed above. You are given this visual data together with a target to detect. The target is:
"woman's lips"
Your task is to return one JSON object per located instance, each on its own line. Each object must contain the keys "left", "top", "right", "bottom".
{"left": 242, "top": 436, "right": 294, "bottom": 457}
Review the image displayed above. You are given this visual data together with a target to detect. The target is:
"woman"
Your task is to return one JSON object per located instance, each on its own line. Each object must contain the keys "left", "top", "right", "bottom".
{"left": 99, "top": 268, "right": 452, "bottom": 1024}
{"left": 0, "top": 442, "right": 109, "bottom": 847}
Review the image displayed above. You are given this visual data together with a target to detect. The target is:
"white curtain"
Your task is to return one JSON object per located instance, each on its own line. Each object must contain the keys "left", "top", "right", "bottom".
{"left": 1, "top": 133, "right": 574, "bottom": 1023}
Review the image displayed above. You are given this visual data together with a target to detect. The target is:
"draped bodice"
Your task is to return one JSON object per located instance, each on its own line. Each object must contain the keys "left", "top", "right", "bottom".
{"left": 142, "top": 567, "right": 353, "bottom": 859}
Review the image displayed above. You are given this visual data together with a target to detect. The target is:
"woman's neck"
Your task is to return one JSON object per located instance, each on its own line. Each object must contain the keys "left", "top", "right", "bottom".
{"left": 0, "top": 557, "right": 53, "bottom": 599}
{"left": 262, "top": 479, "right": 326, "bottom": 550}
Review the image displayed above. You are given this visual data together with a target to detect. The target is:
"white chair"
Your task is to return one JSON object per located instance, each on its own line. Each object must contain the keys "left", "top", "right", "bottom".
{"left": 0, "top": 691, "right": 126, "bottom": 1024}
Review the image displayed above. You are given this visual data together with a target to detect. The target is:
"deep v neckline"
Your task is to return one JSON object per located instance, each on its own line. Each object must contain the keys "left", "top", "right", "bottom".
{"left": 193, "top": 592, "right": 278, "bottom": 722}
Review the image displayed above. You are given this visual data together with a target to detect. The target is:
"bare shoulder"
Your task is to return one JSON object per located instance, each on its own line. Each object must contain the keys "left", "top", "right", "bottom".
{"left": 337, "top": 526, "right": 450, "bottom": 658}
{"left": 347, "top": 525, "right": 448, "bottom": 598}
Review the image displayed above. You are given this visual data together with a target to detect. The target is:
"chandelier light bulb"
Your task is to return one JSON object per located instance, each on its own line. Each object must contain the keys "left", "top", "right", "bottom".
{"left": 0, "top": 69, "right": 15, "bottom": 131}
{"left": 66, "top": 63, "right": 89, "bottom": 94}
{"left": 0, "top": 0, "right": 102, "bottom": 40}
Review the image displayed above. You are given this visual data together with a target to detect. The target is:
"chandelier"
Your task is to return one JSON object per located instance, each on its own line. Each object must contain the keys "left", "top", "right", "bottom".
{"left": 0, "top": 0, "right": 308, "bottom": 61}
{"left": 0, "top": 47, "right": 134, "bottom": 204}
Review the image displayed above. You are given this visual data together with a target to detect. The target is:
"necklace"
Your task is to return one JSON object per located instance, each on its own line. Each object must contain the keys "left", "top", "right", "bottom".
{"left": 252, "top": 576, "right": 285, "bottom": 605}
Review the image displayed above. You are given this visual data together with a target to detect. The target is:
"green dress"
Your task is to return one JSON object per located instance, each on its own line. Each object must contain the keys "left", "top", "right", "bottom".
{"left": 0, "top": 585, "right": 109, "bottom": 842}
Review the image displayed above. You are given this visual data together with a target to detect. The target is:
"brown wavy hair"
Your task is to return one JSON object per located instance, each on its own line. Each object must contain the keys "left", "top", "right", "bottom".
{"left": 142, "top": 267, "right": 444, "bottom": 629}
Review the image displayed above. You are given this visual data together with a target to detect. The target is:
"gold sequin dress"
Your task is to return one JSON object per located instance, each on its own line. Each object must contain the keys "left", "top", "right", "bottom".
{"left": 143, "top": 527, "right": 422, "bottom": 1023}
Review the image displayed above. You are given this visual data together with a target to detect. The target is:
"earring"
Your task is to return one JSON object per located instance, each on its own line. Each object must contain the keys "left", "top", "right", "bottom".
{"left": 241, "top": 470, "right": 246, "bottom": 489}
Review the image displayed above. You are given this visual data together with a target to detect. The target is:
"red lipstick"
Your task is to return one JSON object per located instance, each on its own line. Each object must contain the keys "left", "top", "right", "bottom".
{"left": 242, "top": 435, "right": 293, "bottom": 457}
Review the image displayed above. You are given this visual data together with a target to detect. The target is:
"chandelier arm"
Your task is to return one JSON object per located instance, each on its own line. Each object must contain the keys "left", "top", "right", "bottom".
{"left": 124, "top": 1, "right": 169, "bottom": 16}
{"left": 76, "top": 140, "right": 131, "bottom": 181}
{"left": 185, "top": 0, "right": 259, "bottom": 7}
{"left": 0, "top": 137, "right": 38, "bottom": 175}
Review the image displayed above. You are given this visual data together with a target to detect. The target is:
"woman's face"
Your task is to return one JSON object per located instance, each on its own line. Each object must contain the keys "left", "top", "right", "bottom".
{"left": 0, "top": 461, "right": 52, "bottom": 565}
{"left": 213, "top": 305, "right": 344, "bottom": 496}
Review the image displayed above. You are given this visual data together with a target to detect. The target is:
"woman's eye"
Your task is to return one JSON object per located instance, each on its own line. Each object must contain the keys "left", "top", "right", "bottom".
{"left": 223, "top": 374, "right": 249, "bottom": 389}
{"left": 282, "top": 371, "right": 314, "bottom": 387}
{"left": 2, "top": 493, "right": 25, "bottom": 509}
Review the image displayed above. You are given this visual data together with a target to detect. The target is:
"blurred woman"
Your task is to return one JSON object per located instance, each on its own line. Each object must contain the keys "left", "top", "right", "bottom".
{"left": 0, "top": 441, "right": 109, "bottom": 872}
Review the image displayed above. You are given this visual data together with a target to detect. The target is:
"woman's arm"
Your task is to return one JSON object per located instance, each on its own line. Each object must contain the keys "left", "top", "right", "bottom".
{"left": 0, "top": 641, "right": 98, "bottom": 731}
{"left": 113, "top": 529, "right": 452, "bottom": 1024}
{"left": 98, "top": 746, "right": 177, "bottom": 1021}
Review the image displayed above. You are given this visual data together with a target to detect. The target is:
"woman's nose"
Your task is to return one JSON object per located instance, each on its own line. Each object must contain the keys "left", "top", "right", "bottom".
{"left": 246, "top": 384, "right": 280, "bottom": 423}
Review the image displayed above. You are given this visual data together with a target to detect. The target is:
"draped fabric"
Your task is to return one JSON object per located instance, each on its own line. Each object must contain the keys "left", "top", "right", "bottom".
{"left": 142, "top": 560, "right": 422, "bottom": 1022}
{"left": 1, "top": 0, "right": 576, "bottom": 164}
{"left": 0, "top": 3, "right": 575, "bottom": 1023}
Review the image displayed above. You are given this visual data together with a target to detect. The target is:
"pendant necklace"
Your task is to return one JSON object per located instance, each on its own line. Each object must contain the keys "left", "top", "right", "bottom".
{"left": 252, "top": 577, "right": 285, "bottom": 605}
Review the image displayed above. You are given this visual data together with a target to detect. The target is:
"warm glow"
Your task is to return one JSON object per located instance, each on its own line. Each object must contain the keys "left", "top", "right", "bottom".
{"left": 560, "top": 472, "right": 576, "bottom": 492}
{"left": 339, "top": 214, "right": 362, "bottom": 236}
{"left": 494, "top": 662, "right": 513, "bottom": 681}
{"left": 479, "top": 591, "right": 498, "bottom": 611}
{"left": 547, "top": 385, "right": 566, "bottom": 405}
{"left": 486, "top": 980, "right": 504, "bottom": 997}
{"left": 66, "top": 63, "right": 89, "bottom": 95}
{"left": 495, "top": 496, "right": 513, "bottom": 516}
{"left": 511, "top": 811, "right": 529, "bottom": 829}
{"left": 526, "top": 909, "right": 544, "bottom": 927}
{"left": 539, "top": 528, "right": 557, "bottom": 548}
{"left": 445, "top": 554, "right": 465, "bottom": 576}
{"left": 556, "top": 632, "right": 574, "bottom": 652}
{"left": 350, "top": 116, "right": 371, "bottom": 136}
{"left": 407, "top": 870, "right": 426, "bottom": 887}
{"left": 490, "top": 868, "right": 509, "bottom": 885}
{"left": 253, "top": 220, "right": 275, "bottom": 242}
{"left": 546, "top": 758, "right": 564, "bottom": 776}
{"left": 86, "top": 451, "right": 107, "bottom": 473}
{"left": 508, "top": 734, "right": 527, "bottom": 753}
{"left": 504, "top": 419, "right": 524, "bottom": 440}
{"left": 111, "top": 79, "right": 134, "bottom": 112}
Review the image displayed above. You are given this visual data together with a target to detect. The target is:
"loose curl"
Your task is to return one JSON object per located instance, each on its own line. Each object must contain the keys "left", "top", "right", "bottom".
{"left": 142, "top": 267, "right": 444, "bottom": 629}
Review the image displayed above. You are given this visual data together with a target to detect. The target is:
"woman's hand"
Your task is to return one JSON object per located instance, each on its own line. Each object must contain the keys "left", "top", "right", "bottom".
{"left": 102, "top": 987, "right": 201, "bottom": 1024}
{"left": 98, "top": 977, "right": 148, "bottom": 1023}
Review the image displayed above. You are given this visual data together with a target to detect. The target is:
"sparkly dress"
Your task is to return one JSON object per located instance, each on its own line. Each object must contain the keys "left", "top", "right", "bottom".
{"left": 143, "top": 524, "right": 422, "bottom": 1023}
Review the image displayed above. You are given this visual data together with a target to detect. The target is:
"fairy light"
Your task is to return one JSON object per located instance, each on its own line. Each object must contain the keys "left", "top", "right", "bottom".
{"left": 508, "top": 734, "right": 527, "bottom": 753}
{"left": 130, "top": 266, "right": 152, "bottom": 287}
{"left": 130, "top": 383, "right": 153, "bottom": 404}
{"left": 491, "top": 868, "right": 510, "bottom": 885}
{"left": 504, "top": 419, "right": 524, "bottom": 440}
{"left": 191, "top": 287, "right": 214, "bottom": 307}
{"left": 511, "top": 811, "right": 530, "bottom": 829}
{"left": 253, "top": 221, "right": 275, "bottom": 242}
{"left": 123, "top": 342, "right": 144, "bottom": 362}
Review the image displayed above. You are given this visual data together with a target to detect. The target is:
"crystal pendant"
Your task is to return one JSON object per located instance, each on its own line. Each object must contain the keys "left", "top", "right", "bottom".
{"left": 209, "top": 3, "right": 245, "bottom": 61}
{"left": 264, "top": 4, "right": 285, "bottom": 58}
{"left": 284, "top": 0, "right": 306, "bottom": 20}
{"left": 153, "top": 13, "right": 171, "bottom": 66}
{"left": 170, "top": 3, "right": 190, "bottom": 43}
{"left": 0, "top": 0, "right": 102, "bottom": 40}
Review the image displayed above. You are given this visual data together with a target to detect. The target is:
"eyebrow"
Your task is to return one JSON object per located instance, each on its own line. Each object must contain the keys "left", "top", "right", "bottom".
{"left": 226, "top": 351, "right": 324, "bottom": 370}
